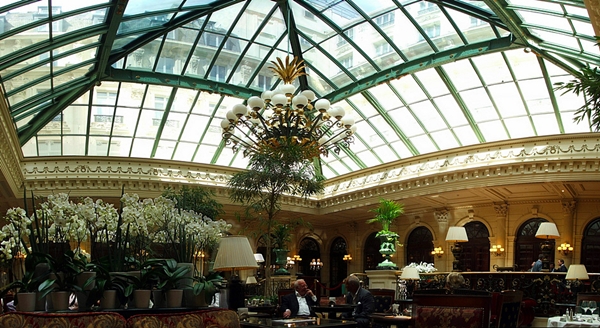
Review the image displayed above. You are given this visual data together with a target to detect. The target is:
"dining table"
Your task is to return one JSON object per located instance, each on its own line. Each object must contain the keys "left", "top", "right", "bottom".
{"left": 547, "top": 315, "right": 600, "bottom": 327}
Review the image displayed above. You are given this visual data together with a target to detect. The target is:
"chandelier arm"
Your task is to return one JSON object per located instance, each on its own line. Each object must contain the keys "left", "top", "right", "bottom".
{"left": 306, "top": 112, "right": 324, "bottom": 137}
{"left": 235, "top": 119, "right": 263, "bottom": 145}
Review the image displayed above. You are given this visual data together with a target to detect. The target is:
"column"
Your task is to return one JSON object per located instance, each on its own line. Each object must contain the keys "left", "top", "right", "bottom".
{"left": 493, "top": 203, "right": 509, "bottom": 268}
{"left": 560, "top": 200, "right": 576, "bottom": 265}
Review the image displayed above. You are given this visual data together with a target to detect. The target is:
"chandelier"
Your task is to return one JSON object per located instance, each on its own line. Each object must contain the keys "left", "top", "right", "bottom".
{"left": 221, "top": 56, "right": 356, "bottom": 158}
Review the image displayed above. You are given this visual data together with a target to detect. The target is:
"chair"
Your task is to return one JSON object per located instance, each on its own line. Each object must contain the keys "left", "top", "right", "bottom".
{"left": 412, "top": 293, "right": 492, "bottom": 328}
{"left": 495, "top": 290, "right": 523, "bottom": 328}
{"left": 277, "top": 288, "right": 294, "bottom": 317}
{"left": 576, "top": 292, "right": 600, "bottom": 305}
{"left": 370, "top": 289, "right": 395, "bottom": 313}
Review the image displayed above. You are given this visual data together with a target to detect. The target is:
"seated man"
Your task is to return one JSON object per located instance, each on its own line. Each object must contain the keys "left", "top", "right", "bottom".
{"left": 342, "top": 275, "right": 375, "bottom": 328}
{"left": 281, "top": 279, "right": 317, "bottom": 318}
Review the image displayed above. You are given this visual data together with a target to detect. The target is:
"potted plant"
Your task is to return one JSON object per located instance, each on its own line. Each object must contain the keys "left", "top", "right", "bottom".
{"left": 38, "top": 252, "right": 83, "bottom": 311}
{"left": 0, "top": 270, "right": 48, "bottom": 312}
{"left": 367, "top": 199, "right": 405, "bottom": 269}
{"left": 156, "top": 259, "right": 192, "bottom": 308}
{"left": 115, "top": 258, "right": 164, "bottom": 309}
{"left": 187, "top": 271, "right": 224, "bottom": 307}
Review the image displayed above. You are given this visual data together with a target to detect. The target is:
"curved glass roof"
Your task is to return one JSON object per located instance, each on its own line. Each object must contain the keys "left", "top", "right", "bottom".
{"left": 0, "top": 0, "right": 597, "bottom": 179}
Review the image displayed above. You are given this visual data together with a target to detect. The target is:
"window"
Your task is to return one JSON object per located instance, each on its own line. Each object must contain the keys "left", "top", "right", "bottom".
{"left": 375, "top": 43, "right": 393, "bottom": 56}
{"left": 363, "top": 232, "right": 380, "bottom": 271}
{"left": 461, "top": 221, "right": 490, "bottom": 272}
{"left": 340, "top": 55, "right": 353, "bottom": 69}
{"left": 205, "top": 33, "right": 223, "bottom": 48}
{"left": 419, "top": 2, "right": 437, "bottom": 14}
{"left": 375, "top": 12, "right": 395, "bottom": 27}
{"left": 406, "top": 227, "right": 434, "bottom": 264}
{"left": 156, "top": 57, "right": 175, "bottom": 74}
{"left": 515, "top": 218, "right": 550, "bottom": 271}
{"left": 258, "top": 75, "right": 272, "bottom": 90}
{"left": 418, "top": 24, "right": 441, "bottom": 41}
{"left": 39, "top": 140, "right": 61, "bottom": 156}
{"left": 299, "top": 238, "right": 321, "bottom": 278}
{"left": 209, "top": 65, "right": 227, "bottom": 82}
{"left": 337, "top": 29, "right": 353, "bottom": 46}
{"left": 470, "top": 17, "right": 486, "bottom": 27}
{"left": 582, "top": 218, "right": 600, "bottom": 273}
{"left": 329, "top": 237, "right": 348, "bottom": 297}
{"left": 94, "top": 92, "right": 118, "bottom": 122}
{"left": 304, "top": 10, "right": 315, "bottom": 20}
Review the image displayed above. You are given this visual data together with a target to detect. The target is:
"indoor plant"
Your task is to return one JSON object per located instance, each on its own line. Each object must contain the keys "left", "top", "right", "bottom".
{"left": 367, "top": 199, "right": 405, "bottom": 269}
{"left": 156, "top": 259, "right": 192, "bottom": 308}
{"left": 188, "top": 271, "right": 224, "bottom": 307}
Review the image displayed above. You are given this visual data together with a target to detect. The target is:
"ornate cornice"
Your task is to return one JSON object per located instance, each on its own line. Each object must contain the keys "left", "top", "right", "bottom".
{"left": 0, "top": 92, "right": 23, "bottom": 195}
{"left": 10, "top": 134, "right": 600, "bottom": 215}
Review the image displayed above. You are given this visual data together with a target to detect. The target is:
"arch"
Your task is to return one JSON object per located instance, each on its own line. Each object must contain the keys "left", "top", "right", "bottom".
{"left": 514, "top": 218, "right": 549, "bottom": 271}
{"left": 406, "top": 227, "right": 434, "bottom": 264}
{"left": 299, "top": 237, "right": 321, "bottom": 277}
{"left": 461, "top": 221, "right": 490, "bottom": 272}
{"left": 582, "top": 217, "right": 600, "bottom": 273}
{"left": 363, "top": 232, "right": 380, "bottom": 271}
{"left": 329, "top": 237, "right": 348, "bottom": 297}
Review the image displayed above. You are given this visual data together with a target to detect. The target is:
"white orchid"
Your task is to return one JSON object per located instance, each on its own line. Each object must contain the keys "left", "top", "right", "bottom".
{"left": 403, "top": 262, "right": 437, "bottom": 273}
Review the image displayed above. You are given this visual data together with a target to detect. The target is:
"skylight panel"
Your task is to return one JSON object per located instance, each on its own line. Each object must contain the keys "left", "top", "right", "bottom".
{"left": 478, "top": 121, "right": 507, "bottom": 142}
{"left": 504, "top": 116, "right": 534, "bottom": 138}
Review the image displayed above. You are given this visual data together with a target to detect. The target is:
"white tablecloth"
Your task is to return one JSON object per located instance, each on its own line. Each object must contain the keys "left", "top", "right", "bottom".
{"left": 547, "top": 315, "right": 600, "bottom": 327}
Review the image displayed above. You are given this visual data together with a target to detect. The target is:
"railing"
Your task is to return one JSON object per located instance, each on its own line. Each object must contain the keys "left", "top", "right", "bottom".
{"left": 396, "top": 271, "right": 600, "bottom": 317}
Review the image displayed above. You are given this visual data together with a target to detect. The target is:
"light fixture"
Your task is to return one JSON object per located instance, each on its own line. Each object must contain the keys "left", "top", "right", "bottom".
{"left": 535, "top": 222, "right": 560, "bottom": 271}
{"left": 446, "top": 226, "right": 469, "bottom": 272}
{"left": 310, "top": 258, "right": 323, "bottom": 272}
{"left": 566, "top": 264, "right": 589, "bottom": 297}
{"left": 213, "top": 236, "right": 259, "bottom": 310}
{"left": 431, "top": 247, "right": 444, "bottom": 258}
{"left": 286, "top": 256, "right": 295, "bottom": 269}
{"left": 246, "top": 276, "right": 258, "bottom": 285}
{"left": 221, "top": 56, "right": 356, "bottom": 158}
{"left": 489, "top": 245, "right": 504, "bottom": 257}
{"left": 254, "top": 253, "right": 265, "bottom": 263}
{"left": 399, "top": 267, "right": 421, "bottom": 299}
{"left": 343, "top": 254, "right": 352, "bottom": 262}
{"left": 557, "top": 242, "right": 573, "bottom": 256}
{"left": 293, "top": 254, "right": 302, "bottom": 262}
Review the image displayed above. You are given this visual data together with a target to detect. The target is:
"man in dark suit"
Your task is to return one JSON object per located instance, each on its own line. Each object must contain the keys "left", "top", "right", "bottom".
{"left": 554, "top": 258, "right": 568, "bottom": 272}
{"left": 281, "top": 279, "right": 317, "bottom": 318}
{"left": 342, "top": 275, "right": 375, "bottom": 328}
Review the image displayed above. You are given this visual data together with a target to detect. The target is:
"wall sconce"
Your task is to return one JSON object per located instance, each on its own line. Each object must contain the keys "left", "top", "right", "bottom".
{"left": 343, "top": 254, "right": 352, "bottom": 262}
{"left": 292, "top": 254, "right": 302, "bottom": 262}
{"left": 310, "top": 258, "right": 323, "bottom": 271}
{"left": 558, "top": 243, "right": 573, "bottom": 255}
{"left": 431, "top": 247, "right": 444, "bottom": 258}
{"left": 489, "top": 245, "right": 504, "bottom": 257}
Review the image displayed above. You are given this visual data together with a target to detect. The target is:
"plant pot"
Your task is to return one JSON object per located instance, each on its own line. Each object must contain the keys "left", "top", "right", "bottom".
{"left": 152, "top": 289, "right": 165, "bottom": 308}
{"left": 33, "top": 263, "right": 50, "bottom": 311}
{"left": 184, "top": 288, "right": 207, "bottom": 308}
{"left": 50, "top": 291, "right": 70, "bottom": 311}
{"left": 76, "top": 271, "right": 96, "bottom": 291}
{"left": 15, "top": 292, "right": 36, "bottom": 312}
{"left": 165, "top": 289, "right": 184, "bottom": 308}
{"left": 133, "top": 289, "right": 151, "bottom": 309}
{"left": 273, "top": 249, "right": 290, "bottom": 275}
{"left": 176, "top": 262, "right": 194, "bottom": 289}
{"left": 100, "top": 290, "right": 118, "bottom": 309}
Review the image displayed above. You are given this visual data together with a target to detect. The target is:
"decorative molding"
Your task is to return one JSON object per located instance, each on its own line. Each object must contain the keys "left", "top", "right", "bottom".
{"left": 493, "top": 203, "right": 508, "bottom": 217}
{"left": 434, "top": 208, "right": 449, "bottom": 223}
{"left": 562, "top": 200, "right": 576, "bottom": 215}
{"left": 0, "top": 91, "right": 24, "bottom": 195}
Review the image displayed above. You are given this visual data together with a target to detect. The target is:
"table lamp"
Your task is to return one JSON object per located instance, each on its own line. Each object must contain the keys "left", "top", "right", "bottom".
{"left": 400, "top": 267, "right": 421, "bottom": 298}
{"left": 535, "top": 222, "right": 560, "bottom": 271}
{"left": 213, "top": 236, "right": 259, "bottom": 310}
{"left": 446, "top": 226, "right": 468, "bottom": 271}
{"left": 566, "top": 264, "right": 588, "bottom": 298}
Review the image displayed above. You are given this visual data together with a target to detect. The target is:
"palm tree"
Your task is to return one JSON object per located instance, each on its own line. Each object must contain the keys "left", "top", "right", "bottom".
{"left": 228, "top": 142, "right": 324, "bottom": 296}
{"left": 367, "top": 199, "right": 405, "bottom": 236}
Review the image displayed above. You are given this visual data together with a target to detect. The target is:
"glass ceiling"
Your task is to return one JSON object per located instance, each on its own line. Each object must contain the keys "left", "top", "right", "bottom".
{"left": 0, "top": 0, "right": 597, "bottom": 179}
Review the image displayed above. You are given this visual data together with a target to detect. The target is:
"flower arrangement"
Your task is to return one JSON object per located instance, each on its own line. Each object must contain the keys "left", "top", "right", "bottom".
{"left": 402, "top": 262, "right": 438, "bottom": 274}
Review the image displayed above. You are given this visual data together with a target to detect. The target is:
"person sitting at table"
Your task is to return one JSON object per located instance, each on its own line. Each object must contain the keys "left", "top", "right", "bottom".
{"left": 281, "top": 279, "right": 317, "bottom": 318}
{"left": 342, "top": 275, "right": 375, "bottom": 328}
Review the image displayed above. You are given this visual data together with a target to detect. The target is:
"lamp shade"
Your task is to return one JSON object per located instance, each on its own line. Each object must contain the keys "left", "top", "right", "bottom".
{"left": 566, "top": 264, "right": 589, "bottom": 280}
{"left": 246, "top": 276, "right": 258, "bottom": 284}
{"left": 400, "top": 267, "right": 420, "bottom": 280}
{"left": 254, "top": 253, "right": 265, "bottom": 263}
{"left": 213, "top": 236, "right": 259, "bottom": 272}
{"left": 446, "top": 226, "right": 468, "bottom": 242}
{"left": 535, "top": 222, "right": 560, "bottom": 239}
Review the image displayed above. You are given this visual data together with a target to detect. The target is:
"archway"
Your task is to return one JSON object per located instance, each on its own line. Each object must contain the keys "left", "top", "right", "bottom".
{"left": 299, "top": 237, "right": 321, "bottom": 278}
{"left": 363, "top": 232, "right": 380, "bottom": 271}
{"left": 329, "top": 237, "right": 348, "bottom": 297}
{"left": 582, "top": 217, "right": 600, "bottom": 273}
{"left": 515, "top": 218, "right": 550, "bottom": 271}
{"left": 406, "top": 227, "right": 434, "bottom": 265}
{"left": 462, "top": 221, "right": 490, "bottom": 272}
